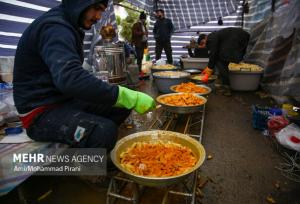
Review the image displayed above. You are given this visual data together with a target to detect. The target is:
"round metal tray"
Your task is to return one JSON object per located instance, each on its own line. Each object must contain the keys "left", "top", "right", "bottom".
{"left": 156, "top": 93, "right": 207, "bottom": 114}
{"left": 184, "top": 68, "right": 202, "bottom": 75}
{"left": 170, "top": 84, "right": 212, "bottom": 96}
{"left": 190, "top": 74, "right": 218, "bottom": 83}
{"left": 151, "top": 67, "right": 179, "bottom": 75}
{"left": 110, "top": 130, "right": 206, "bottom": 187}
{"left": 152, "top": 64, "right": 177, "bottom": 69}
{"left": 153, "top": 72, "right": 190, "bottom": 93}
{"left": 153, "top": 71, "right": 190, "bottom": 79}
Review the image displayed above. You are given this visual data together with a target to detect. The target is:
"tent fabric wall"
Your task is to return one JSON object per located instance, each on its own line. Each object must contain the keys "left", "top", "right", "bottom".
{"left": 0, "top": 0, "right": 59, "bottom": 56}
{"left": 155, "top": 0, "right": 239, "bottom": 32}
{"left": 245, "top": 0, "right": 300, "bottom": 103}
{"left": 125, "top": 0, "right": 153, "bottom": 12}
{"left": 128, "top": 0, "right": 240, "bottom": 32}
{"left": 0, "top": 0, "right": 116, "bottom": 59}
{"left": 243, "top": 0, "right": 285, "bottom": 31}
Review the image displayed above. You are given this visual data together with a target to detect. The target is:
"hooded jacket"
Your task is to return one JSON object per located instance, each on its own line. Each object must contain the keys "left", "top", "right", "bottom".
{"left": 13, "top": 0, "right": 115, "bottom": 114}
{"left": 206, "top": 27, "right": 250, "bottom": 69}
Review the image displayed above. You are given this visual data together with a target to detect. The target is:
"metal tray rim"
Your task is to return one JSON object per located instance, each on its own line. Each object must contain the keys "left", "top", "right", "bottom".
{"left": 110, "top": 130, "right": 206, "bottom": 185}
{"left": 156, "top": 93, "right": 207, "bottom": 114}
{"left": 170, "top": 84, "right": 212, "bottom": 95}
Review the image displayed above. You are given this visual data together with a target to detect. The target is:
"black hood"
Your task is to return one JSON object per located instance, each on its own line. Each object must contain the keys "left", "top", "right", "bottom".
{"left": 62, "top": 0, "right": 108, "bottom": 27}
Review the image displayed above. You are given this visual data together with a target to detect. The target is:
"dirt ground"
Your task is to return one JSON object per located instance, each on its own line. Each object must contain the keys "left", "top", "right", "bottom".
{"left": 1, "top": 80, "right": 300, "bottom": 204}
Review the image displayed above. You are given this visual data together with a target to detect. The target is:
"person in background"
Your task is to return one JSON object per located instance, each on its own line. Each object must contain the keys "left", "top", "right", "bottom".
{"left": 202, "top": 27, "right": 250, "bottom": 96}
{"left": 188, "top": 34, "right": 209, "bottom": 58}
{"left": 131, "top": 12, "right": 148, "bottom": 76}
{"left": 124, "top": 41, "right": 136, "bottom": 64}
{"left": 13, "top": 0, "right": 156, "bottom": 151}
{"left": 153, "top": 9, "right": 174, "bottom": 64}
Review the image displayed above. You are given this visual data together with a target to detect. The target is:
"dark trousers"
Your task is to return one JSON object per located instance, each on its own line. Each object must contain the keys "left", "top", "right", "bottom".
{"left": 215, "top": 60, "right": 230, "bottom": 86}
{"left": 155, "top": 40, "right": 173, "bottom": 64}
{"left": 135, "top": 46, "right": 144, "bottom": 72}
{"left": 27, "top": 100, "right": 131, "bottom": 151}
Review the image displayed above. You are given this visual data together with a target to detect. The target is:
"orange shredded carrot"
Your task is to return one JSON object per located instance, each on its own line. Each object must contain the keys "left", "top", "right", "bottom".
{"left": 120, "top": 141, "right": 197, "bottom": 177}
{"left": 175, "top": 82, "right": 208, "bottom": 94}
{"left": 160, "top": 93, "right": 204, "bottom": 106}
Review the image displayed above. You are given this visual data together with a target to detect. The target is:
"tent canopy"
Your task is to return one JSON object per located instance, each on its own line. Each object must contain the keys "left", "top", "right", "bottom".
{"left": 123, "top": 0, "right": 240, "bottom": 32}
{"left": 0, "top": 0, "right": 242, "bottom": 57}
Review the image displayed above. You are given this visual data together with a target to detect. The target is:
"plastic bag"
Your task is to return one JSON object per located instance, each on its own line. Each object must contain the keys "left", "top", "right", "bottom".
{"left": 155, "top": 59, "right": 166, "bottom": 66}
{"left": 0, "top": 101, "right": 9, "bottom": 114}
{"left": 267, "top": 115, "right": 289, "bottom": 137}
{"left": 142, "top": 61, "right": 153, "bottom": 74}
{"left": 275, "top": 123, "right": 300, "bottom": 152}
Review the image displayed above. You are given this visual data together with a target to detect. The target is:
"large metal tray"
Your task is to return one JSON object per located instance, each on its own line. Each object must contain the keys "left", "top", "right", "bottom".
{"left": 156, "top": 93, "right": 207, "bottom": 114}
{"left": 170, "top": 84, "right": 212, "bottom": 96}
{"left": 110, "top": 130, "right": 206, "bottom": 187}
{"left": 190, "top": 74, "right": 218, "bottom": 84}
{"left": 184, "top": 68, "right": 202, "bottom": 75}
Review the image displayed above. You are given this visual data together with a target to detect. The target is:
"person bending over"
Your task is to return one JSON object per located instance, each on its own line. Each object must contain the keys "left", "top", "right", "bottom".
{"left": 202, "top": 27, "right": 250, "bottom": 96}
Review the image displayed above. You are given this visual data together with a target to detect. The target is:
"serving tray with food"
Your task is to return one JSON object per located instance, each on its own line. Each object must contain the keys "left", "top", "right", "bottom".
{"left": 110, "top": 130, "right": 206, "bottom": 186}
{"left": 156, "top": 92, "right": 207, "bottom": 114}
{"left": 228, "top": 62, "right": 263, "bottom": 73}
{"left": 170, "top": 82, "right": 211, "bottom": 95}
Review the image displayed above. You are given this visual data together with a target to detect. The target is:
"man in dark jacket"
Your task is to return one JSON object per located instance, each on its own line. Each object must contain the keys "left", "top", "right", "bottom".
{"left": 13, "top": 0, "right": 155, "bottom": 150}
{"left": 153, "top": 9, "right": 174, "bottom": 64}
{"left": 131, "top": 12, "right": 148, "bottom": 73}
{"left": 202, "top": 27, "right": 250, "bottom": 95}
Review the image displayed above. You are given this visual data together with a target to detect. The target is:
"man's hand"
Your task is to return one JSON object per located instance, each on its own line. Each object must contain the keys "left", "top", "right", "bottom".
{"left": 201, "top": 74, "right": 209, "bottom": 83}
{"left": 201, "top": 67, "right": 213, "bottom": 83}
{"left": 114, "top": 86, "right": 156, "bottom": 114}
{"left": 202, "top": 67, "right": 213, "bottom": 77}
{"left": 135, "top": 92, "right": 156, "bottom": 114}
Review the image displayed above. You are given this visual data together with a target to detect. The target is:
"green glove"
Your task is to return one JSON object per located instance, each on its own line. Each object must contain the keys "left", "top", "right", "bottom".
{"left": 115, "top": 86, "right": 156, "bottom": 114}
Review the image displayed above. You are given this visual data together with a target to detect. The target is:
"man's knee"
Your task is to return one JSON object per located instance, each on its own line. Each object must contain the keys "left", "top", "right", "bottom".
{"left": 83, "top": 119, "right": 118, "bottom": 150}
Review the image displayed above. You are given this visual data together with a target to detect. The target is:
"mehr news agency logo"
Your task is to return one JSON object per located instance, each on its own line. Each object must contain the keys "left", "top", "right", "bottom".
{"left": 12, "top": 151, "right": 105, "bottom": 173}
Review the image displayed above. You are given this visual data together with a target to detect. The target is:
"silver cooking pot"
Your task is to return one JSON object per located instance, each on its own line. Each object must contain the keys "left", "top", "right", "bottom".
{"left": 93, "top": 43, "right": 127, "bottom": 84}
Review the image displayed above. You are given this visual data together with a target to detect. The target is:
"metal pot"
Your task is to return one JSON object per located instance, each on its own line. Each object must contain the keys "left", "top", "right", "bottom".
{"left": 150, "top": 64, "right": 179, "bottom": 75}
{"left": 229, "top": 69, "right": 263, "bottom": 91}
{"left": 110, "top": 130, "right": 206, "bottom": 187}
{"left": 150, "top": 67, "right": 179, "bottom": 75}
{"left": 153, "top": 71, "right": 190, "bottom": 93}
{"left": 93, "top": 43, "right": 127, "bottom": 84}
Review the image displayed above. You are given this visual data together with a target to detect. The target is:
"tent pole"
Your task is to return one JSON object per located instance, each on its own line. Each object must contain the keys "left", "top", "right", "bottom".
{"left": 242, "top": 0, "right": 245, "bottom": 28}
{"left": 154, "top": 0, "right": 158, "bottom": 11}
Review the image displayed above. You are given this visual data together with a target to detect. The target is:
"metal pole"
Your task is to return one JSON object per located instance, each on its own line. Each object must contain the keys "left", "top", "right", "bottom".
{"left": 241, "top": 0, "right": 246, "bottom": 28}
{"left": 154, "top": 0, "right": 158, "bottom": 12}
